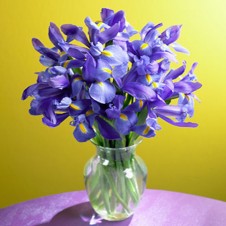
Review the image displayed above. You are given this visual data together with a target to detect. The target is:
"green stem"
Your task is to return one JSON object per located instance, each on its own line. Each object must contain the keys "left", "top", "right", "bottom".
{"left": 116, "top": 158, "right": 129, "bottom": 212}
{"left": 121, "top": 153, "right": 140, "bottom": 204}
{"left": 102, "top": 171, "right": 111, "bottom": 214}
{"left": 102, "top": 166, "right": 131, "bottom": 213}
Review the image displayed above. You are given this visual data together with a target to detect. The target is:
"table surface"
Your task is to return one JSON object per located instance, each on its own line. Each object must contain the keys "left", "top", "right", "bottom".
{"left": 0, "top": 189, "right": 226, "bottom": 226}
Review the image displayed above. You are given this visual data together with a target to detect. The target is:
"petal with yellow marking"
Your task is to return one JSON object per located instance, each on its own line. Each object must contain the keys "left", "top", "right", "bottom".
{"left": 102, "top": 50, "right": 113, "bottom": 57}
{"left": 79, "top": 123, "right": 87, "bottom": 134}
{"left": 70, "top": 104, "right": 81, "bottom": 110}
{"left": 120, "top": 113, "right": 128, "bottom": 121}
{"left": 140, "top": 43, "right": 149, "bottom": 50}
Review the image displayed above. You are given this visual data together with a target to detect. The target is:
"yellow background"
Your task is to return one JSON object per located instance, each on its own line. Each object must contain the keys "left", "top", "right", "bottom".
{"left": 0, "top": 0, "right": 226, "bottom": 208}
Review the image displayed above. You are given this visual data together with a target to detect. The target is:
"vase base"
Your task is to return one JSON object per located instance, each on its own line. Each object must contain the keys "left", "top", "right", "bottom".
{"left": 94, "top": 208, "right": 133, "bottom": 221}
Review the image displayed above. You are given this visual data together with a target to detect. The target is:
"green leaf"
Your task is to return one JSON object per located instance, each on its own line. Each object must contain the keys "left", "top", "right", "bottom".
{"left": 137, "top": 107, "right": 148, "bottom": 125}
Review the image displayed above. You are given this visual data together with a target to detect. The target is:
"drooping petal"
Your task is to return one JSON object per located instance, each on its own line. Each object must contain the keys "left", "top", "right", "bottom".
{"left": 82, "top": 54, "right": 97, "bottom": 82}
{"left": 150, "top": 51, "right": 177, "bottom": 62}
{"left": 29, "top": 99, "right": 43, "bottom": 115}
{"left": 42, "top": 113, "right": 69, "bottom": 127}
{"left": 89, "top": 81, "right": 116, "bottom": 104}
{"left": 58, "top": 42, "right": 89, "bottom": 54}
{"left": 48, "top": 75, "right": 69, "bottom": 89}
{"left": 73, "top": 121, "right": 95, "bottom": 142}
{"left": 71, "top": 76, "right": 83, "bottom": 97}
{"left": 96, "top": 117, "right": 121, "bottom": 140}
{"left": 48, "top": 66, "right": 67, "bottom": 75}
{"left": 95, "top": 60, "right": 112, "bottom": 82}
{"left": 40, "top": 55, "right": 56, "bottom": 67}
{"left": 154, "top": 105, "right": 187, "bottom": 117}
{"left": 112, "top": 63, "right": 128, "bottom": 78}
{"left": 123, "top": 82, "right": 156, "bottom": 101}
{"left": 171, "top": 42, "right": 190, "bottom": 54}
{"left": 132, "top": 124, "right": 156, "bottom": 138}
{"left": 22, "top": 83, "right": 41, "bottom": 100}
{"left": 37, "top": 87, "right": 62, "bottom": 98}
{"left": 115, "top": 111, "right": 137, "bottom": 135}
{"left": 68, "top": 48, "right": 86, "bottom": 60}
{"left": 100, "top": 45, "right": 129, "bottom": 65}
{"left": 66, "top": 59, "right": 85, "bottom": 69}
{"left": 174, "top": 81, "right": 202, "bottom": 94}
{"left": 158, "top": 114, "right": 198, "bottom": 127}
{"left": 69, "top": 100, "right": 91, "bottom": 116}
{"left": 42, "top": 101, "right": 57, "bottom": 126}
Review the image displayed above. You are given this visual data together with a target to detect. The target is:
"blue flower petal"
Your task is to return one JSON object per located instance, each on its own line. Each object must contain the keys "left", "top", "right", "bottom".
{"left": 160, "top": 25, "right": 182, "bottom": 45}
{"left": 171, "top": 42, "right": 190, "bottom": 54}
{"left": 89, "top": 81, "right": 116, "bottom": 104}
{"left": 154, "top": 105, "right": 187, "bottom": 117}
{"left": 61, "top": 24, "right": 90, "bottom": 46}
{"left": 71, "top": 77, "right": 83, "bottom": 98}
{"left": 100, "top": 45, "right": 129, "bottom": 65}
{"left": 115, "top": 111, "right": 137, "bottom": 135}
{"left": 158, "top": 114, "right": 198, "bottom": 127}
{"left": 69, "top": 100, "right": 91, "bottom": 116}
{"left": 40, "top": 55, "right": 56, "bottom": 67}
{"left": 49, "top": 22, "right": 65, "bottom": 50}
{"left": 42, "top": 113, "right": 69, "bottom": 127}
{"left": 48, "top": 75, "right": 69, "bottom": 89}
{"left": 174, "top": 81, "right": 202, "bottom": 94}
{"left": 73, "top": 121, "right": 95, "bottom": 142}
{"left": 96, "top": 117, "right": 121, "bottom": 140}
{"left": 164, "top": 63, "right": 186, "bottom": 81}
{"left": 132, "top": 124, "right": 156, "bottom": 138}
{"left": 32, "top": 38, "right": 60, "bottom": 61}
{"left": 123, "top": 82, "right": 156, "bottom": 101}
{"left": 98, "top": 23, "right": 120, "bottom": 44}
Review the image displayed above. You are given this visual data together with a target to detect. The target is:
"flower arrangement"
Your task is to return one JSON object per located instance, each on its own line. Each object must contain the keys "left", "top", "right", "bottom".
{"left": 22, "top": 8, "right": 202, "bottom": 221}
{"left": 22, "top": 8, "right": 201, "bottom": 147}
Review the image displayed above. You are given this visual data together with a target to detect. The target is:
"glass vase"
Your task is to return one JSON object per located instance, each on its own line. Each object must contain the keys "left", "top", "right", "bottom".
{"left": 84, "top": 141, "right": 147, "bottom": 221}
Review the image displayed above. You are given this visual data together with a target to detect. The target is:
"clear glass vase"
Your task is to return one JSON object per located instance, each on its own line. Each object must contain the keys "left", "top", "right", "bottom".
{"left": 84, "top": 141, "right": 147, "bottom": 221}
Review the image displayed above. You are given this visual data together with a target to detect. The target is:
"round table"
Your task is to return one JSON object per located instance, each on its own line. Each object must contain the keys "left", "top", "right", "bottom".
{"left": 0, "top": 189, "right": 226, "bottom": 226}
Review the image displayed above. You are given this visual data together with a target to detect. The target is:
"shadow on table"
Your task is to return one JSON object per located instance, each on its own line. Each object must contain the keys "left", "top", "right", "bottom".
{"left": 35, "top": 202, "right": 133, "bottom": 226}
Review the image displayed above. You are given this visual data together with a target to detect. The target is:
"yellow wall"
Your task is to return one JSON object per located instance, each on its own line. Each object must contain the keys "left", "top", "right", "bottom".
{"left": 1, "top": 0, "right": 226, "bottom": 207}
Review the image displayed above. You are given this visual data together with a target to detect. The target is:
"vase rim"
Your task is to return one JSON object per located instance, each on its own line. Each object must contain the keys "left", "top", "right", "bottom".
{"left": 90, "top": 138, "right": 143, "bottom": 150}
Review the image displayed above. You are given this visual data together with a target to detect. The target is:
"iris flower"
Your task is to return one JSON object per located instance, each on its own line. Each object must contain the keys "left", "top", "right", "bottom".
{"left": 22, "top": 8, "right": 202, "bottom": 145}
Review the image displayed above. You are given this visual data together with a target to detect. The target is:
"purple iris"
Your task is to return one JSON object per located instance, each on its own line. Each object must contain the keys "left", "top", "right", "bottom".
{"left": 22, "top": 8, "right": 202, "bottom": 146}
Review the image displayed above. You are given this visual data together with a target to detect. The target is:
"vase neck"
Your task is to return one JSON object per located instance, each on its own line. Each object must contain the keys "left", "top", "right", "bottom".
{"left": 94, "top": 144, "right": 139, "bottom": 165}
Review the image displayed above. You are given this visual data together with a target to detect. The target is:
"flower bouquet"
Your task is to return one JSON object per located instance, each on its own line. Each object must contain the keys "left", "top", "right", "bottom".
{"left": 22, "top": 8, "right": 202, "bottom": 221}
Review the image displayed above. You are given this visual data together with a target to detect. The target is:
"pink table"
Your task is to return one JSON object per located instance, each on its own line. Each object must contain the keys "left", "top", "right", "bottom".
{"left": 0, "top": 189, "right": 226, "bottom": 226}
